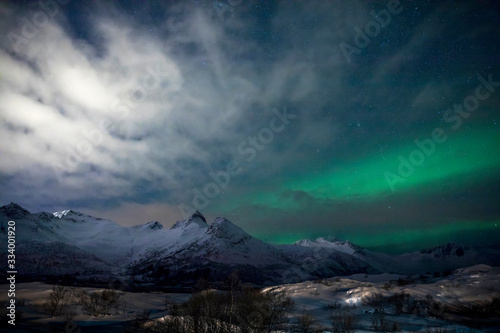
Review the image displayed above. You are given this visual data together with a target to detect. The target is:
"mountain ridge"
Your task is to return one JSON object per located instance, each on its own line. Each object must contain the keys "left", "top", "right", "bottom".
{"left": 1, "top": 202, "right": 499, "bottom": 286}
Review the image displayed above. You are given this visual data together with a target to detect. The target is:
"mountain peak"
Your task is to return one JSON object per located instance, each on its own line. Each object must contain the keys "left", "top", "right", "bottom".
{"left": 145, "top": 220, "right": 163, "bottom": 230}
{"left": 211, "top": 216, "right": 234, "bottom": 227}
{"left": 207, "top": 217, "right": 250, "bottom": 241}
{"left": 317, "top": 237, "right": 358, "bottom": 247}
{"left": 294, "top": 239, "right": 312, "bottom": 246}
{"left": 420, "top": 242, "right": 466, "bottom": 257}
{"left": 294, "top": 237, "right": 362, "bottom": 255}
{"left": 1, "top": 202, "right": 30, "bottom": 218}
{"left": 132, "top": 220, "right": 163, "bottom": 231}
{"left": 52, "top": 210, "right": 104, "bottom": 223}
{"left": 170, "top": 211, "right": 208, "bottom": 230}
{"left": 53, "top": 209, "right": 72, "bottom": 218}
{"left": 190, "top": 210, "right": 206, "bottom": 223}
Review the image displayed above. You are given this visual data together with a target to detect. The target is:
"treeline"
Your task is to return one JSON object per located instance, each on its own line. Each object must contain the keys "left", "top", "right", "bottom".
{"left": 127, "top": 285, "right": 295, "bottom": 333}
{"left": 42, "top": 284, "right": 126, "bottom": 318}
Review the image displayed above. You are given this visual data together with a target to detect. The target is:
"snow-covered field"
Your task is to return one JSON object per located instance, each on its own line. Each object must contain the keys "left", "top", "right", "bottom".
{"left": 0, "top": 281, "right": 190, "bottom": 332}
{"left": 271, "top": 264, "right": 500, "bottom": 332}
{"left": 1, "top": 264, "right": 498, "bottom": 332}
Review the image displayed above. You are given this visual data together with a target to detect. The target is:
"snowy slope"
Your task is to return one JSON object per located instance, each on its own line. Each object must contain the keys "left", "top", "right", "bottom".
{"left": 266, "top": 264, "right": 500, "bottom": 331}
{"left": 129, "top": 216, "right": 299, "bottom": 285}
{"left": 1, "top": 202, "right": 498, "bottom": 286}
{"left": 6, "top": 264, "right": 498, "bottom": 331}
{"left": 294, "top": 237, "right": 363, "bottom": 256}
{"left": 291, "top": 236, "right": 500, "bottom": 276}
{"left": 0, "top": 203, "right": 116, "bottom": 276}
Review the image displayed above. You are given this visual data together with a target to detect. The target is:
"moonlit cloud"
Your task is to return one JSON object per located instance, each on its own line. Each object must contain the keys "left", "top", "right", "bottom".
{"left": 1, "top": 0, "right": 499, "bottom": 252}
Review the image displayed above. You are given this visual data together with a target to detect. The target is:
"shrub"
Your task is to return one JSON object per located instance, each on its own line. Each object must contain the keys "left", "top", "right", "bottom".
{"left": 44, "top": 285, "right": 73, "bottom": 317}
{"left": 446, "top": 297, "right": 500, "bottom": 319}
{"left": 362, "top": 292, "right": 387, "bottom": 312}
{"left": 388, "top": 292, "right": 418, "bottom": 315}
{"left": 148, "top": 316, "right": 187, "bottom": 333}
{"left": 123, "top": 283, "right": 295, "bottom": 333}
{"left": 294, "top": 313, "right": 316, "bottom": 333}
{"left": 396, "top": 276, "right": 415, "bottom": 286}
{"left": 331, "top": 310, "right": 356, "bottom": 333}
{"left": 323, "top": 301, "right": 342, "bottom": 310}
{"left": 371, "top": 313, "right": 400, "bottom": 332}
{"left": 77, "top": 288, "right": 124, "bottom": 317}
{"left": 123, "top": 309, "right": 151, "bottom": 333}
{"left": 427, "top": 299, "right": 444, "bottom": 318}
{"left": 259, "top": 288, "right": 295, "bottom": 332}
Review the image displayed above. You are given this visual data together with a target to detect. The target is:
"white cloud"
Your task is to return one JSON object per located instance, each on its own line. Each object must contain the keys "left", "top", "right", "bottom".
{"left": 2, "top": 0, "right": 491, "bottom": 230}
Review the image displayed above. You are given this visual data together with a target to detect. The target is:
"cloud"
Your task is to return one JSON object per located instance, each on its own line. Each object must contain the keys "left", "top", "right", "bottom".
{"left": 0, "top": 0, "right": 498, "bottom": 251}
{"left": 1, "top": 1, "right": 314, "bottom": 214}
{"left": 84, "top": 201, "right": 183, "bottom": 228}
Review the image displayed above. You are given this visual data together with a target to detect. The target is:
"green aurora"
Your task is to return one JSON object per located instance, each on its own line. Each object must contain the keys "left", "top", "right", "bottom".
{"left": 216, "top": 124, "right": 500, "bottom": 251}
{"left": 1, "top": 0, "right": 499, "bottom": 255}
{"left": 221, "top": 124, "right": 499, "bottom": 209}
{"left": 255, "top": 220, "right": 499, "bottom": 254}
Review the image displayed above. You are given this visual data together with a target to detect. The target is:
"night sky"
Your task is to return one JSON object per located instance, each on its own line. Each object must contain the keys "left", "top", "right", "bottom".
{"left": 1, "top": 0, "right": 499, "bottom": 253}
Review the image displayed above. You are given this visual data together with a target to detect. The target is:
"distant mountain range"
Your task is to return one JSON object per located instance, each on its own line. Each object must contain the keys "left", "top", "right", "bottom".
{"left": 1, "top": 202, "right": 499, "bottom": 286}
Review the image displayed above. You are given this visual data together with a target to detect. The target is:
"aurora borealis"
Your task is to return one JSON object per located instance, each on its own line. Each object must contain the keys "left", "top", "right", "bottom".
{"left": 235, "top": 124, "right": 500, "bottom": 206}
{"left": 0, "top": 0, "right": 499, "bottom": 253}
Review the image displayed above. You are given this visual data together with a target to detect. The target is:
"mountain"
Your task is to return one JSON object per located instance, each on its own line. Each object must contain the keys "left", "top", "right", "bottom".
{"left": 128, "top": 216, "right": 295, "bottom": 285}
{"left": 293, "top": 237, "right": 363, "bottom": 255}
{"left": 0, "top": 203, "right": 116, "bottom": 278}
{"left": 290, "top": 237, "right": 500, "bottom": 276}
{"left": 1, "top": 202, "right": 30, "bottom": 218}
{"left": 1, "top": 202, "right": 499, "bottom": 286}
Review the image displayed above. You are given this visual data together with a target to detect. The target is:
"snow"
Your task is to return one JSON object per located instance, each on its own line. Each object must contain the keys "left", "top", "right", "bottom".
{"left": 275, "top": 265, "right": 500, "bottom": 331}
{"left": 2, "top": 203, "right": 499, "bottom": 331}
{"left": 0, "top": 282, "right": 191, "bottom": 328}
{"left": 2, "top": 202, "right": 500, "bottom": 287}
{"left": 295, "top": 237, "right": 359, "bottom": 255}
{"left": 53, "top": 209, "right": 71, "bottom": 218}
{"left": 0, "top": 232, "right": 498, "bottom": 332}
{"left": 2, "top": 273, "right": 495, "bottom": 332}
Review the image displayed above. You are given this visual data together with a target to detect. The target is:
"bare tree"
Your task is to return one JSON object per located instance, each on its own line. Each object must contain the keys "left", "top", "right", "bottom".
{"left": 371, "top": 313, "right": 400, "bottom": 332}
{"left": 295, "top": 313, "right": 316, "bottom": 333}
{"left": 182, "top": 293, "right": 204, "bottom": 333}
{"left": 227, "top": 270, "right": 241, "bottom": 327}
{"left": 45, "top": 285, "right": 73, "bottom": 317}
{"left": 77, "top": 288, "right": 124, "bottom": 317}
{"left": 331, "top": 310, "right": 356, "bottom": 333}
{"left": 262, "top": 288, "right": 295, "bottom": 333}
{"left": 235, "top": 286, "right": 265, "bottom": 333}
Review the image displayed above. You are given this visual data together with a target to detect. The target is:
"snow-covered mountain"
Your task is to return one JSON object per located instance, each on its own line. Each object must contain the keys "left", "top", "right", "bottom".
{"left": 293, "top": 237, "right": 363, "bottom": 256}
{"left": 0, "top": 203, "right": 116, "bottom": 277}
{"left": 290, "top": 236, "right": 500, "bottom": 276}
{"left": 1, "top": 202, "right": 498, "bottom": 286}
